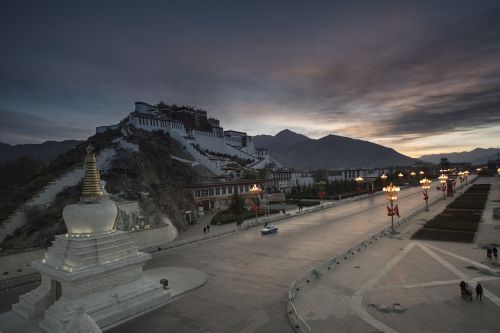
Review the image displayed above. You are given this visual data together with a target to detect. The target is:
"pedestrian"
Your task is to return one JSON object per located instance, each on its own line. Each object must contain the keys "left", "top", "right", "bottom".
{"left": 203, "top": 227, "right": 206, "bottom": 234}
{"left": 487, "top": 248, "right": 493, "bottom": 259}
{"left": 476, "top": 283, "right": 483, "bottom": 301}
{"left": 207, "top": 225, "right": 210, "bottom": 233}
{"left": 493, "top": 247, "right": 498, "bottom": 259}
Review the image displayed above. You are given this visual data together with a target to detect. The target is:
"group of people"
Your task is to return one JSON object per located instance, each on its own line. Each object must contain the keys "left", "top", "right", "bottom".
{"left": 460, "top": 281, "right": 483, "bottom": 301}
{"left": 203, "top": 225, "right": 210, "bottom": 234}
{"left": 486, "top": 246, "right": 498, "bottom": 259}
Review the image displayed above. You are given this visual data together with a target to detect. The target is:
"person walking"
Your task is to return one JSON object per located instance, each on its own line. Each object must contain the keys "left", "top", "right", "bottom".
{"left": 476, "top": 283, "right": 483, "bottom": 301}
{"left": 493, "top": 247, "right": 498, "bottom": 259}
{"left": 487, "top": 248, "right": 493, "bottom": 259}
{"left": 203, "top": 227, "right": 206, "bottom": 235}
{"left": 207, "top": 225, "right": 210, "bottom": 233}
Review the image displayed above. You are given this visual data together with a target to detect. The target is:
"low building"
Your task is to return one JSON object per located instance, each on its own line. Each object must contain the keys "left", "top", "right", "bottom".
{"left": 192, "top": 179, "right": 272, "bottom": 211}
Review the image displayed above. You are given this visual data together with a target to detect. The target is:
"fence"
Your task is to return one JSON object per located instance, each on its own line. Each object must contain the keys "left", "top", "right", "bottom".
{"left": 0, "top": 273, "right": 41, "bottom": 291}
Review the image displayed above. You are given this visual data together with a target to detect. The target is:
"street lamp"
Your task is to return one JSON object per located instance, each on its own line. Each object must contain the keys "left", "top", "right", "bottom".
{"left": 410, "top": 171, "right": 416, "bottom": 185}
{"left": 438, "top": 174, "right": 448, "bottom": 200}
{"left": 249, "top": 184, "right": 261, "bottom": 223}
{"left": 458, "top": 171, "right": 464, "bottom": 190}
{"left": 355, "top": 176, "right": 364, "bottom": 192}
{"left": 383, "top": 183, "right": 400, "bottom": 233}
{"left": 398, "top": 172, "right": 404, "bottom": 185}
{"left": 420, "top": 177, "right": 431, "bottom": 211}
{"left": 419, "top": 170, "right": 424, "bottom": 178}
{"left": 380, "top": 174, "right": 387, "bottom": 187}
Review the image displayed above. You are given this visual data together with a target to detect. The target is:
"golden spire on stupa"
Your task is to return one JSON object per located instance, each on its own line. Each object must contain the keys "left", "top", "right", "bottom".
{"left": 81, "top": 145, "right": 101, "bottom": 200}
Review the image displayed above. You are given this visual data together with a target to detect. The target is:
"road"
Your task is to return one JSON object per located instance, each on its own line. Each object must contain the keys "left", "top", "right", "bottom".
{"left": 109, "top": 183, "right": 442, "bottom": 333}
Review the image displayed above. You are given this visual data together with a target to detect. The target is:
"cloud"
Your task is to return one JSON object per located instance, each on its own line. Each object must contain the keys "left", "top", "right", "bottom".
{"left": 0, "top": 1, "right": 499, "bottom": 154}
{"left": 0, "top": 109, "right": 92, "bottom": 144}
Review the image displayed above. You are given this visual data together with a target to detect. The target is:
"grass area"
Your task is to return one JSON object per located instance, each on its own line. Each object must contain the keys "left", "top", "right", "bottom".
{"left": 412, "top": 183, "right": 490, "bottom": 243}
{"left": 412, "top": 229, "right": 475, "bottom": 243}
{"left": 211, "top": 208, "right": 281, "bottom": 225}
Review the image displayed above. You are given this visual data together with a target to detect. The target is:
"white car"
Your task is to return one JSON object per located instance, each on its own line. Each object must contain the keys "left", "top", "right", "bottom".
{"left": 261, "top": 225, "right": 278, "bottom": 235}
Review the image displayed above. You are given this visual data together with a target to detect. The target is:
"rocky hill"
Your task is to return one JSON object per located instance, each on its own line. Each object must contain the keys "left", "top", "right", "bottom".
{"left": 419, "top": 148, "right": 498, "bottom": 164}
{"left": 1, "top": 125, "right": 206, "bottom": 250}
{"left": 0, "top": 140, "right": 83, "bottom": 165}
{"left": 253, "top": 130, "right": 417, "bottom": 169}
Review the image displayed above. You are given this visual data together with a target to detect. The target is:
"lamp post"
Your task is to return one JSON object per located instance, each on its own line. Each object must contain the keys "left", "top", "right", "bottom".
{"left": 420, "top": 177, "right": 431, "bottom": 211}
{"left": 398, "top": 172, "right": 404, "bottom": 185}
{"left": 419, "top": 170, "right": 424, "bottom": 178}
{"left": 458, "top": 171, "right": 464, "bottom": 191}
{"left": 355, "top": 176, "right": 364, "bottom": 192}
{"left": 383, "top": 183, "right": 400, "bottom": 234}
{"left": 380, "top": 174, "right": 387, "bottom": 188}
{"left": 249, "top": 184, "right": 261, "bottom": 223}
{"left": 438, "top": 174, "right": 448, "bottom": 201}
{"left": 410, "top": 171, "right": 416, "bottom": 185}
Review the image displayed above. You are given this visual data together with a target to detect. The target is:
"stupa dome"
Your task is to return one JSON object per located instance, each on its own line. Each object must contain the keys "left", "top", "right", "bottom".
{"left": 63, "top": 145, "right": 118, "bottom": 234}
{"left": 63, "top": 200, "right": 118, "bottom": 234}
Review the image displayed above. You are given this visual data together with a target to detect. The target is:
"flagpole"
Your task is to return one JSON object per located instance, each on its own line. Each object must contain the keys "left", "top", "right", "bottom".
{"left": 390, "top": 201, "right": 394, "bottom": 233}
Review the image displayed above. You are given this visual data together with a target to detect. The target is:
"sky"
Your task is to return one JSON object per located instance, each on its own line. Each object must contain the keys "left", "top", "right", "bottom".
{"left": 1, "top": 1, "right": 500, "bottom": 157}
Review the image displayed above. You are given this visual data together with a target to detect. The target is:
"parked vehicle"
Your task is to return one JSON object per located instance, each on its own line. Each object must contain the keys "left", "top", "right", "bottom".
{"left": 261, "top": 225, "right": 278, "bottom": 235}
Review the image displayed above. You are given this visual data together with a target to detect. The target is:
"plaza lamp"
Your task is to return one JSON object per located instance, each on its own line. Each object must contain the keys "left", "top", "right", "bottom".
{"left": 420, "top": 177, "right": 431, "bottom": 211}
{"left": 398, "top": 172, "right": 404, "bottom": 185}
{"left": 380, "top": 174, "right": 387, "bottom": 187}
{"left": 383, "top": 183, "right": 400, "bottom": 233}
{"left": 249, "top": 184, "right": 262, "bottom": 223}
{"left": 410, "top": 171, "right": 416, "bottom": 185}
{"left": 355, "top": 176, "right": 364, "bottom": 192}
{"left": 419, "top": 171, "right": 424, "bottom": 178}
{"left": 458, "top": 171, "right": 464, "bottom": 190}
{"left": 438, "top": 174, "right": 448, "bottom": 200}
{"left": 464, "top": 170, "right": 469, "bottom": 183}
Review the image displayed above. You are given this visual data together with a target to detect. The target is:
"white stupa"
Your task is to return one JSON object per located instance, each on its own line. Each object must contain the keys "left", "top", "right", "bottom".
{"left": 13, "top": 146, "right": 170, "bottom": 333}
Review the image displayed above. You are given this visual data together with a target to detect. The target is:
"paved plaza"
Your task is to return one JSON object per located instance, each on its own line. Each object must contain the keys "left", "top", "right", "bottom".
{"left": 294, "top": 177, "right": 500, "bottom": 333}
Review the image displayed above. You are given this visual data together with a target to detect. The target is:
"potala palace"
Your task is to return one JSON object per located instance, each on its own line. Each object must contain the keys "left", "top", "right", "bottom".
{"left": 97, "top": 101, "right": 278, "bottom": 176}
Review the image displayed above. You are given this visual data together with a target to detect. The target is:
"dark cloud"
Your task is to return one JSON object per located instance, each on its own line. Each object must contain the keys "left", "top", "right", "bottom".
{"left": 0, "top": 109, "right": 92, "bottom": 144}
{"left": 0, "top": 0, "right": 499, "bottom": 150}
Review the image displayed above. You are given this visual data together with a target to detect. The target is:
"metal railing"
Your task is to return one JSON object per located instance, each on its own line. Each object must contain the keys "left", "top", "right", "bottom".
{"left": 0, "top": 273, "right": 41, "bottom": 291}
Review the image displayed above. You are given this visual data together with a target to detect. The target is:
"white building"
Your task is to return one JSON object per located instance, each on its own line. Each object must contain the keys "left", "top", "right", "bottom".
{"left": 97, "top": 102, "right": 263, "bottom": 175}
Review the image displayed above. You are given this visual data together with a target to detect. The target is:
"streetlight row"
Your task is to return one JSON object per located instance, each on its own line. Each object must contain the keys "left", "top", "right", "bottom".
{"left": 248, "top": 167, "right": 479, "bottom": 234}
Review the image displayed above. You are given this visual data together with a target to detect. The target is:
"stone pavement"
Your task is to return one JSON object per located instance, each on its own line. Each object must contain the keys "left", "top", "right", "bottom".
{"left": 0, "top": 266, "right": 207, "bottom": 333}
{"left": 293, "top": 177, "right": 500, "bottom": 333}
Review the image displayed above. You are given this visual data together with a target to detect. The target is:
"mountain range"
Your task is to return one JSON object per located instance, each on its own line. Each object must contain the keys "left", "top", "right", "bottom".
{"left": 253, "top": 129, "right": 418, "bottom": 169}
{"left": 0, "top": 140, "right": 83, "bottom": 165}
{"left": 418, "top": 148, "right": 499, "bottom": 164}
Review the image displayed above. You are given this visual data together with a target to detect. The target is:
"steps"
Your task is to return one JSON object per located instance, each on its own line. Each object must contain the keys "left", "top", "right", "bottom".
{"left": 0, "top": 168, "right": 84, "bottom": 245}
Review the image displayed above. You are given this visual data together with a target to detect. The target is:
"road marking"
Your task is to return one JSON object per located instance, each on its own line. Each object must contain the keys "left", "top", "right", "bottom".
{"left": 422, "top": 242, "right": 500, "bottom": 275}
{"left": 419, "top": 244, "right": 500, "bottom": 307}
{"left": 376, "top": 276, "right": 500, "bottom": 290}
{"left": 350, "top": 242, "right": 416, "bottom": 333}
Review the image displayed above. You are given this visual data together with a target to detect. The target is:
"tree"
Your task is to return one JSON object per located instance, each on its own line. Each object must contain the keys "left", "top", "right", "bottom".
{"left": 229, "top": 192, "right": 244, "bottom": 216}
